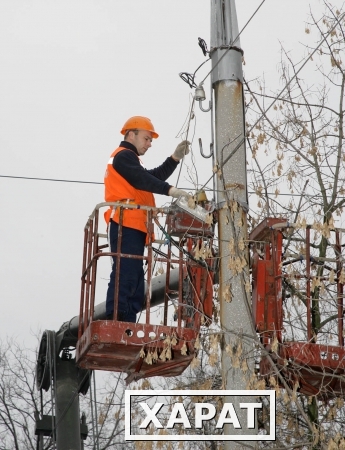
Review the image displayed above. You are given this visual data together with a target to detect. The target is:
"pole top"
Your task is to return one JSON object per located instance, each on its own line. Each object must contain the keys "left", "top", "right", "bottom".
{"left": 210, "top": 0, "right": 243, "bottom": 84}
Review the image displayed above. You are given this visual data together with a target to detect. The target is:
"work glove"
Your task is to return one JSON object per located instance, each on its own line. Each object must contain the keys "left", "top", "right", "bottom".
{"left": 168, "top": 187, "right": 190, "bottom": 199}
{"left": 172, "top": 140, "right": 190, "bottom": 161}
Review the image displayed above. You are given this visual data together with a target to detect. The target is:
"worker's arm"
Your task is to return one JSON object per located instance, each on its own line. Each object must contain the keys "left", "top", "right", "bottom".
{"left": 114, "top": 150, "right": 173, "bottom": 195}
{"left": 146, "top": 156, "right": 179, "bottom": 181}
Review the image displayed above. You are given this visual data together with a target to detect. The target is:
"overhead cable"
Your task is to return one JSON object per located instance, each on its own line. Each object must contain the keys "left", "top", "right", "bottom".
{"left": 0, "top": 174, "right": 102, "bottom": 185}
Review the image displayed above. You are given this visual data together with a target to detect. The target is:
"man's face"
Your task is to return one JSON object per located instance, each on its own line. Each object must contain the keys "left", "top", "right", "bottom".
{"left": 131, "top": 130, "right": 153, "bottom": 156}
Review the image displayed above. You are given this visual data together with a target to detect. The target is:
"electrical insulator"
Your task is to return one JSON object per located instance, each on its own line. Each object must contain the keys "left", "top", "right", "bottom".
{"left": 194, "top": 85, "right": 206, "bottom": 101}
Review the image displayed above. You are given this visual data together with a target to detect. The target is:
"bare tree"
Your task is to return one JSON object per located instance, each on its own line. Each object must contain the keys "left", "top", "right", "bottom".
{"left": 245, "top": 1, "right": 345, "bottom": 447}
{"left": 0, "top": 337, "right": 131, "bottom": 449}
{"left": 0, "top": 337, "right": 48, "bottom": 449}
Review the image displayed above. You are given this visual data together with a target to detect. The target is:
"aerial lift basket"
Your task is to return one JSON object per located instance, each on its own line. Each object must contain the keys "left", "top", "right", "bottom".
{"left": 76, "top": 201, "right": 216, "bottom": 383}
{"left": 250, "top": 217, "right": 345, "bottom": 399}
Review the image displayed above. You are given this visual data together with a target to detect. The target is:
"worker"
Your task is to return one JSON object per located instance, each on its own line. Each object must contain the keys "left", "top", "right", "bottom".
{"left": 104, "top": 115, "right": 190, "bottom": 323}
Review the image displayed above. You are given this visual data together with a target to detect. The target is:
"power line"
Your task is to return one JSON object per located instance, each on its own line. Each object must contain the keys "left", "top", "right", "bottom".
{"left": 0, "top": 174, "right": 334, "bottom": 200}
{"left": 0, "top": 174, "right": 102, "bottom": 185}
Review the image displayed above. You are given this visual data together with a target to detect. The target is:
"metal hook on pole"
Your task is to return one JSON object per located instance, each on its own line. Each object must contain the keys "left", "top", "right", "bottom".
{"left": 199, "top": 99, "right": 212, "bottom": 112}
{"left": 199, "top": 138, "right": 213, "bottom": 159}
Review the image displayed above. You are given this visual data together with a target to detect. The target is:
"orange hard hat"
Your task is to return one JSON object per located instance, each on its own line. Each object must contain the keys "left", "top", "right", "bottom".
{"left": 120, "top": 116, "right": 159, "bottom": 139}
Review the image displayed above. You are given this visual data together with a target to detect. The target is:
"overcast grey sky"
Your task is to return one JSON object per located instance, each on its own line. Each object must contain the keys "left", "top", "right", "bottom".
{"left": 0, "top": 0, "right": 326, "bottom": 349}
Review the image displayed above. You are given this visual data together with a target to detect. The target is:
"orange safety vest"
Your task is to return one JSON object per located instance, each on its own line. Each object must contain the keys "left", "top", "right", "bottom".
{"left": 104, "top": 146, "right": 156, "bottom": 234}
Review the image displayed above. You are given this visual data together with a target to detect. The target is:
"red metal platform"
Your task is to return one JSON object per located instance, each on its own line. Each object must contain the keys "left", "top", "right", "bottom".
{"left": 260, "top": 342, "right": 345, "bottom": 398}
{"left": 77, "top": 320, "right": 198, "bottom": 383}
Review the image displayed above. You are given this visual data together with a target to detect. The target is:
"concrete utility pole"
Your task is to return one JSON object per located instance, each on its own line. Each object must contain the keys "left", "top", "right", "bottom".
{"left": 210, "top": 0, "right": 257, "bottom": 446}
